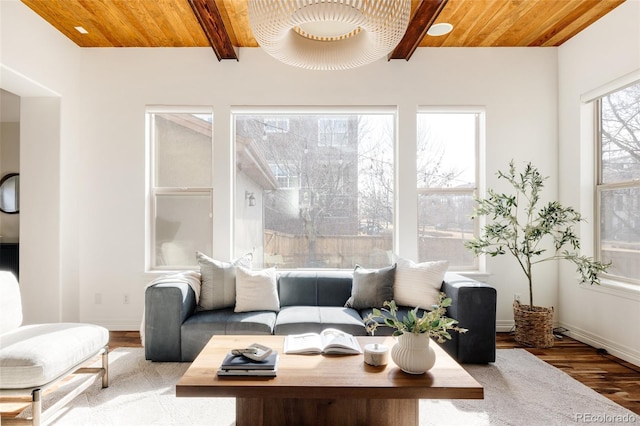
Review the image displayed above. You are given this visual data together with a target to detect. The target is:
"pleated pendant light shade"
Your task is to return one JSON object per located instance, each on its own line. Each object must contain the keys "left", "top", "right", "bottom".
{"left": 248, "top": 0, "right": 411, "bottom": 70}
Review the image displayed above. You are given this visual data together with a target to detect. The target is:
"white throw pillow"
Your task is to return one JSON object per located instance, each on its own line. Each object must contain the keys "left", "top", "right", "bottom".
{"left": 394, "top": 258, "right": 448, "bottom": 308}
{"left": 197, "top": 252, "right": 252, "bottom": 311}
{"left": 234, "top": 266, "right": 280, "bottom": 313}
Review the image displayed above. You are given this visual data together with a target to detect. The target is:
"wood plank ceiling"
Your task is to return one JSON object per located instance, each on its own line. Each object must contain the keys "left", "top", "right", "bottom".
{"left": 21, "top": 0, "right": 626, "bottom": 62}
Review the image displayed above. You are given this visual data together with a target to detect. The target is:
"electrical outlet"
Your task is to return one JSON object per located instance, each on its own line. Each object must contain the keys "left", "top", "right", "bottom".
{"left": 95, "top": 293, "right": 102, "bottom": 304}
{"left": 514, "top": 293, "right": 521, "bottom": 302}
{"left": 123, "top": 294, "right": 130, "bottom": 304}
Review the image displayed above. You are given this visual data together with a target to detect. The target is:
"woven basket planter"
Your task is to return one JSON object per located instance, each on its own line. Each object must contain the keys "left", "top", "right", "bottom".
{"left": 513, "top": 300, "right": 555, "bottom": 348}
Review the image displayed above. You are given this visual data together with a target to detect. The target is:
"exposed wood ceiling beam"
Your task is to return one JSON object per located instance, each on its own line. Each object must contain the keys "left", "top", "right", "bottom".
{"left": 390, "top": 0, "right": 449, "bottom": 60}
{"left": 187, "top": 0, "right": 238, "bottom": 61}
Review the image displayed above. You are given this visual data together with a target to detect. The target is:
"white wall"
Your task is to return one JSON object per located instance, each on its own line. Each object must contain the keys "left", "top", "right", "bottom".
{"left": 70, "top": 46, "right": 557, "bottom": 331}
{"left": 557, "top": 0, "right": 640, "bottom": 365}
{"left": 9, "top": 1, "right": 622, "bottom": 359}
{"left": 1, "top": 0, "right": 83, "bottom": 324}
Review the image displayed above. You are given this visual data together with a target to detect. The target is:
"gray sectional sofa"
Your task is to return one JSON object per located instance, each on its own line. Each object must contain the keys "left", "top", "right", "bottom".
{"left": 144, "top": 270, "right": 496, "bottom": 364}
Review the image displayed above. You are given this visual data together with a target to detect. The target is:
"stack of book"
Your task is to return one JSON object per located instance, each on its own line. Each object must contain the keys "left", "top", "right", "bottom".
{"left": 217, "top": 351, "right": 279, "bottom": 377}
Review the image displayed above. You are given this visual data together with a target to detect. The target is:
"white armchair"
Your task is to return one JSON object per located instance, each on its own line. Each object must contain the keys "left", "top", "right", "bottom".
{"left": 0, "top": 272, "right": 109, "bottom": 425}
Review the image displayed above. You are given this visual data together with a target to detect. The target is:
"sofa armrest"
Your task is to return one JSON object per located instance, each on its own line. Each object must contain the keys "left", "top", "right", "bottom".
{"left": 439, "top": 273, "right": 497, "bottom": 363}
{"left": 145, "top": 282, "right": 196, "bottom": 362}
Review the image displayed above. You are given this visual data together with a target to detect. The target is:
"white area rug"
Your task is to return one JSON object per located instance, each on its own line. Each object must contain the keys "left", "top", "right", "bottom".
{"left": 20, "top": 347, "right": 638, "bottom": 425}
{"left": 422, "top": 349, "right": 638, "bottom": 425}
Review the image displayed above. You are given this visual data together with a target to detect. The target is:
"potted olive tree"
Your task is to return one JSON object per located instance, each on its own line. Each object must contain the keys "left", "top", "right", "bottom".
{"left": 465, "top": 161, "right": 610, "bottom": 348}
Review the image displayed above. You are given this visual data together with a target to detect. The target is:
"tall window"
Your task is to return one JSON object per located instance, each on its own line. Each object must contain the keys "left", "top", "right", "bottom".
{"left": 597, "top": 81, "right": 640, "bottom": 285}
{"left": 147, "top": 109, "right": 213, "bottom": 270}
{"left": 234, "top": 110, "right": 395, "bottom": 269}
{"left": 416, "top": 110, "right": 482, "bottom": 270}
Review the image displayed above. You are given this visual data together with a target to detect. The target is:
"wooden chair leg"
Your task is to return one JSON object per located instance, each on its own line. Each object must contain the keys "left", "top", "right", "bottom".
{"left": 102, "top": 347, "right": 109, "bottom": 388}
{"left": 31, "top": 389, "right": 41, "bottom": 426}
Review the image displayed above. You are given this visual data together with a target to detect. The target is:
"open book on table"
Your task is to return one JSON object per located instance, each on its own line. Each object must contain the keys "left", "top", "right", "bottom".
{"left": 283, "top": 328, "right": 363, "bottom": 355}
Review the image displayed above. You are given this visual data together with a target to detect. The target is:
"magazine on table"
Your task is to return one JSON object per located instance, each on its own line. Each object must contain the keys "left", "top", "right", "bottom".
{"left": 283, "top": 328, "right": 363, "bottom": 355}
{"left": 217, "top": 351, "right": 279, "bottom": 377}
{"left": 219, "top": 352, "right": 279, "bottom": 370}
{"left": 216, "top": 367, "right": 277, "bottom": 377}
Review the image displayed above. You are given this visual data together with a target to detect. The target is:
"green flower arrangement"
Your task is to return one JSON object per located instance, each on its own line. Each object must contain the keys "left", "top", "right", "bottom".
{"left": 364, "top": 293, "right": 468, "bottom": 343}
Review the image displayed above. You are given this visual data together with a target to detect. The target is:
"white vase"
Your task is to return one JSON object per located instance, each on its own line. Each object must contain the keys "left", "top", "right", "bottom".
{"left": 390, "top": 332, "right": 436, "bottom": 374}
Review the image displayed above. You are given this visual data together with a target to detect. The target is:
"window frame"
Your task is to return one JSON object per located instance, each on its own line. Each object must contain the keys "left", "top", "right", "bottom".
{"left": 232, "top": 106, "right": 397, "bottom": 270}
{"left": 146, "top": 106, "right": 214, "bottom": 271}
{"left": 595, "top": 89, "right": 640, "bottom": 286}
{"left": 145, "top": 105, "right": 486, "bottom": 273}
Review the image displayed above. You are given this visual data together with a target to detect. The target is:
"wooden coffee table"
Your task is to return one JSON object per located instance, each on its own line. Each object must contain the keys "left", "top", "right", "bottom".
{"left": 176, "top": 335, "right": 483, "bottom": 426}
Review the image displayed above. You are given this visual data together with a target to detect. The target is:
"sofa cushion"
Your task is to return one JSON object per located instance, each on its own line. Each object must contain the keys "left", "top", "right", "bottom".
{"left": 0, "top": 323, "right": 108, "bottom": 389}
{"left": 183, "top": 308, "right": 276, "bottom": 335}
{"left": 394, "top": 258, "right": 448, "bottom": 308}
{"left": 345, "top": 264, "right": 396, "bottom": 309}
{"left": 274, "top": 306, "right": 367, "bottom": 336}
{"left": 235, "top": 267, "right": 280, "bottom": 312}
{"left": 181, "top": 308, "right": 276, "bottom": 361}
{"left": 197, "top": 252, "right": 252, "bottom": 311}
{"left": 278, "top": 270, "right": 353, "bottom": 307}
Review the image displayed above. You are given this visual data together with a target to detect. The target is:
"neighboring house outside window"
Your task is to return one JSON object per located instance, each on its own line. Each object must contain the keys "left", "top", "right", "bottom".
{"left": 146, "top": 108, "right": 213, "bottom": 270}
{"left": 270, "top": 163, "right": 299, "bottom": 189}
{"left": 234, "top": 110, "right": 393, "bottom": 269}
{"left": 416, "top": 109, "right": 482, "bottom": 270}
{"left": 318, "top": 117, "right": 349, "bottom": 147}
{"left": 597, "top": 81, "right": 640, "bottom": 285}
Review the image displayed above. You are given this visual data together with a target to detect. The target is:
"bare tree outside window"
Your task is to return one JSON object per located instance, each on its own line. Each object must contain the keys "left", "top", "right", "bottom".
{"left": 234, "top": 112, "right": 394, "bottom": 269}
{"left": 417, "top": 112, "right": 480, "bottom": 269}
{"left": 598, "top": 81, "right": 640, "bottom": 284}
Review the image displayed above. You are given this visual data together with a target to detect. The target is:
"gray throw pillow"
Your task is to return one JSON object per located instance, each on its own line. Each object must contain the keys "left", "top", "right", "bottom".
{"left": 345, "top": 264, "right": 396, "bottom": 309}
{"left": 197, "top": 251, "right": 252, "bottom": 311}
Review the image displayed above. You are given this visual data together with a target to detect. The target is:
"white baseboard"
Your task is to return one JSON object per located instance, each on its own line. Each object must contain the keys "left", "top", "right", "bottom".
{"left": 496, "top": 320, "right": 514, "bottom": 333}
{"left": 497, "top": 319, "right": 639, "bottom": 367}
{"left": 558, "top": 321, "right": 640, "bottom": 367}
